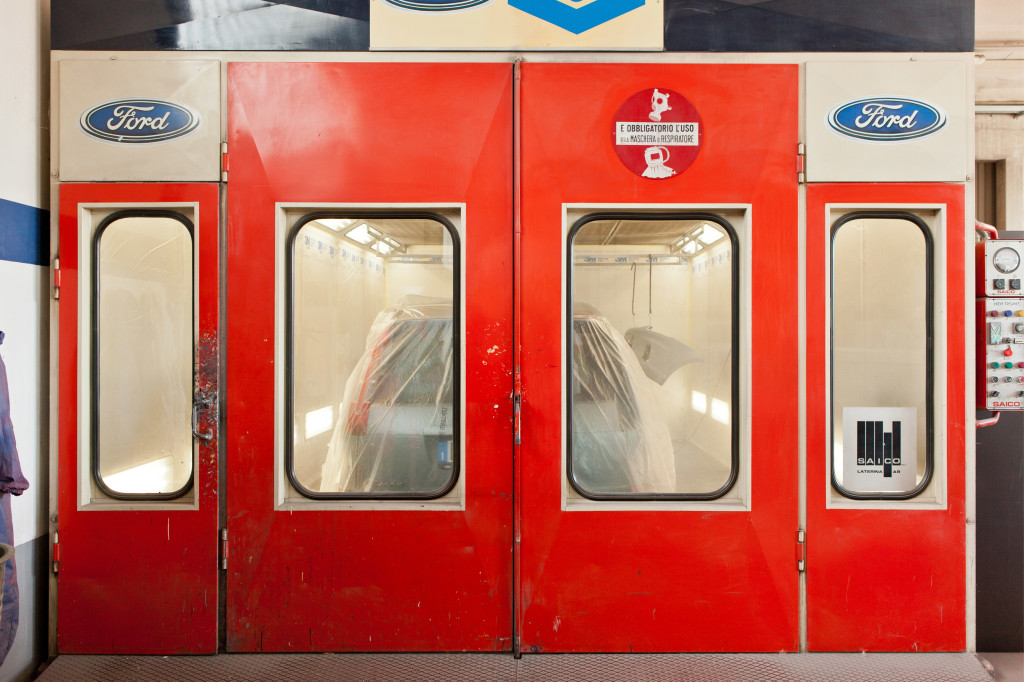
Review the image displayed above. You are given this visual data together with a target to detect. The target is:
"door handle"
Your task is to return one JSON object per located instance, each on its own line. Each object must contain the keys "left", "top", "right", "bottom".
{"left": 192, "top": 398, "right": 214, "bottom": 441}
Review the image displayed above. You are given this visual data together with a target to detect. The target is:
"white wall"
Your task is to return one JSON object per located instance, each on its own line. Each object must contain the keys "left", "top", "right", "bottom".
{"left": 0, "top": 0, "right": 50, "bottom": 679}
{"left": 0, "top": 1, "right": 50, "bottom": 211}
{"left": 0, "top": 0, "right": 50, "bottom": 547}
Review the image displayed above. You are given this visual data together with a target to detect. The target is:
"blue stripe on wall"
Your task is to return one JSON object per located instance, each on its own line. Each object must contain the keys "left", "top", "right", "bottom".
{"left": 0, "top": 198, "right": 49, "bottom": 267}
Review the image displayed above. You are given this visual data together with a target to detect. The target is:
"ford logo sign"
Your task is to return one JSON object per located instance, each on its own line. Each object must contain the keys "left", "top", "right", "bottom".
{"left": 827, "top": 97, "right": 947, "bottom": 142}
{"left": 381, "top": 0, "right": 492, "bottom": 10}
{"left": 80, "top": 99, "right": 200, "bottom": 144}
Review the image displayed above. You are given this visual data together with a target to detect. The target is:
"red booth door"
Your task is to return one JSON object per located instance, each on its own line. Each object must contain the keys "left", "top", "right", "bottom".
{"left": 56, "top": 183, "right": 220, "bottom": 653}
{"left": 805, "top": 183, "right": 967, "bottom": 651}
{"left": 516, "top": 63, "right": 801, "bottom": 652}
{"left": 225, "top": 62, "right": 515, "bottom": 652}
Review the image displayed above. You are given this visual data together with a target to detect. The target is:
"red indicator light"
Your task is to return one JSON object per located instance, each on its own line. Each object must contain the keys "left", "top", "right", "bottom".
{"left": 1005, "top": 348, "right": 1015, "bottom": 357}
{"left": 990, "top": 311, "right": 1001, "bottom": 317}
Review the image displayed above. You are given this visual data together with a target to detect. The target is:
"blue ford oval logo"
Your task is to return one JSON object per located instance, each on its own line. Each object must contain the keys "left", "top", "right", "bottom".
{"left": 827, "top": 97, "right": 946, "bottom": 142}
{"left": 381, "top": 0, "right": 492, "bottom": 10}
{"left": 80, "top": 99, "right": 200, "bottom": 144}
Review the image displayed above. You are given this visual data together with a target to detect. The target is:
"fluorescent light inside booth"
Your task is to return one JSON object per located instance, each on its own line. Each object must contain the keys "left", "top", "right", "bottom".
{"left": 305, "top": 405, "right": 335, "bottom": 439}
{"left": 345, "top": 223, "right": 374, "bottom": 244}
{"left": 317, "top": 218, "right": 357, "bottom": 232}
{"left": 103, "top": 456, "right": 177, "bottom": 494}
{"left": 698, "top": 224, "right": 724, "bottom": 245}
{"left": 711, "top": 398, "right": 730, "bottom": 424}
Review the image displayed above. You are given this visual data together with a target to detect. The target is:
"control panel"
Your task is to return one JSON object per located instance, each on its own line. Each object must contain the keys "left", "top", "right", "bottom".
{"left": 978, "top": 239, "right": 1024, "bottom": 297}
{"left": 978, "top": 297, "right": 1024, "bottom": 410}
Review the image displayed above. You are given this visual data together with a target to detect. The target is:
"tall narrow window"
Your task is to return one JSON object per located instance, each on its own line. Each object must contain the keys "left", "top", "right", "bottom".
{"left": 831, "top": 213, "right": 933, "bottom": 499}
{"left": 93, "top": 212, "right": 194, "bottom": 499}
{"left": 287, "top": 214, "right": 460, "bottom": 499}
{"left": 567, "top": 214, "right": 739, "bottom": 500}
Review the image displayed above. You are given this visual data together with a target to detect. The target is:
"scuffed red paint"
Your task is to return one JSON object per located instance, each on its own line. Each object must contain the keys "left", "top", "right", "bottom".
{"left": 57, "top": 183, "right": 221, "bottom": 654}
{"left": 225, "top": 63, "right": 514, "bottom": 652}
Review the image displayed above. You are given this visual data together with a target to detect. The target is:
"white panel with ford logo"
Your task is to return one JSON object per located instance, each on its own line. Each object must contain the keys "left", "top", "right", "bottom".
{"left": 805, "top": 61, "right": 969, "bottom": 183}
{"left": 57, "top": 59, "right": 221, "bottom": 182}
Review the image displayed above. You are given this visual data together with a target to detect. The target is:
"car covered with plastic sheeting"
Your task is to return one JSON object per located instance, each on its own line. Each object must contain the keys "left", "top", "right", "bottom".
{"left": 568, "top": 303, "right": 675, "bottom": 496}
{"left": 319, "top": 298, "right": 675, "bottom": 496}
{"left": 320, "top": 297, "right": 456, "bottom": 497}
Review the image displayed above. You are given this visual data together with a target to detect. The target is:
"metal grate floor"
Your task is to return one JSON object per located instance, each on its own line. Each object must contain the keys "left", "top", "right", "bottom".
{"left": 38, "top": 652, "right": 998, "bottom": 681}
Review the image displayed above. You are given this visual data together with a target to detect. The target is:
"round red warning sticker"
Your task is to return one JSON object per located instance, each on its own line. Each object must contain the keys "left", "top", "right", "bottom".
{"left": 612, "top": 88, "right": 703, "bottom": 179}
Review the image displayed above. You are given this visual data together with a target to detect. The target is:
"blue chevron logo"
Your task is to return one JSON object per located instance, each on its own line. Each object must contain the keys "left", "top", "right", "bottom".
{"left": 508, "top": 0, "right": 644, "bottom": 34}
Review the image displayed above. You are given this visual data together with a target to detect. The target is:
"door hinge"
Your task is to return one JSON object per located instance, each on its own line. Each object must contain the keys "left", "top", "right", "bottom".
{"left": 221, "top": 142, "right": 229, "bottom": 182}
{"left": 512, "top": 392, "right": 522, "bottom": 446}
{"left": 797, "top": 529, "right": 806, "bottom": 572}
{"left": 52, "top": 530, "right": 60, "bottom": 574}
{"left": 52, "top": 257, "right": 61, "bottom": 300}
{"left": 797, "top": 144, "right": 806, "bottom": 184}
{"left": 220, "top": 528, "right": 229, "bottom": 570}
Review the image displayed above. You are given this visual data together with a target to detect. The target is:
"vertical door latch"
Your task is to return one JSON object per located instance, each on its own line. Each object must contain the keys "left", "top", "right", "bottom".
{"left": 797, "top": 529, "right": 806, "bottom": 572}
{"left": 220, "top": 528, "right": 229, "bottom": 570}
{"left": 52, "top": 530, "right": 60, "bottom": 574}
{"left": 797, "top": 144, "right": 806, "bottom": 184}
{"left": 52, "top": 257, "right": 61, "bottom": 300}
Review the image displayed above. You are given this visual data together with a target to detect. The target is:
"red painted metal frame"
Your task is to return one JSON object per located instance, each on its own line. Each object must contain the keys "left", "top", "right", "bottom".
{"left": 225, "top": 63, "right": 514, "bottom": 652}
{"left": 57, "top": 183, "right": 220, "bottom": 654}
{"left": 518, "top": 63, "right": 800, "bottom": 652}
{"left": 805, "top": 183, "right": 967, "bottom": 651}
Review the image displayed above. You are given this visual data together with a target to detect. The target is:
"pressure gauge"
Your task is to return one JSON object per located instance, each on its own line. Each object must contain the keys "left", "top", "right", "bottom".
{"left": 993, "top": 247, "right": 1021, "bottom": 274}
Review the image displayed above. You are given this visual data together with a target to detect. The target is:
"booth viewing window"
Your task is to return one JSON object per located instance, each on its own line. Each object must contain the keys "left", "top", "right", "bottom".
{"left": 92, "top": 211, "right": 195, "bottom": 499}
{"left": 286, "top": 213, "right": 460, "bottom": 499}
{"left": 566, "top": 213, "right": 739, "bottom": 500}
{"left": 830, "top": 212, "right": 934, "bottom": 500}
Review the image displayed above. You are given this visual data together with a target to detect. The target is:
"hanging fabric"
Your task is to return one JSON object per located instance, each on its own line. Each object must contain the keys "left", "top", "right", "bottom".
{"left": 0, "top": 341, "right": 30, "bottom": 666}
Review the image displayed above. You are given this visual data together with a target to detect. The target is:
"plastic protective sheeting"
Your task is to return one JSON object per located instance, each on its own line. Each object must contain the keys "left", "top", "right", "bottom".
{"left": 624, "top": 326, "right": 701, "bottom": 385}
{"left": 318, "top": 298, "right": 679, "bottom": 497}
{"left": 570, "top": 304, "right": 676, "bottom": 495}
{"left": 320, "top": 297, "right": 455, "bottom": 496}
{"left": 96, "top": 217, "right": 193, "bottom": 495}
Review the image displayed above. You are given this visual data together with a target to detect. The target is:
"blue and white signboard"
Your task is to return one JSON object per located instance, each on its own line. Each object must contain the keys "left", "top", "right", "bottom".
{"left": 371, "top": 0, "right": 661, "bottom": 50}
{"left": 806, "top": 61, "right": 968, "bottom": 182}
